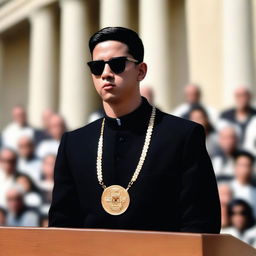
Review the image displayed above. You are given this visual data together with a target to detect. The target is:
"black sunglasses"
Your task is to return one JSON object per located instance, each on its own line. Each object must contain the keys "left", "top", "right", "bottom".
{"left": 87, "top": 56, "right": 139, "bottom": 76}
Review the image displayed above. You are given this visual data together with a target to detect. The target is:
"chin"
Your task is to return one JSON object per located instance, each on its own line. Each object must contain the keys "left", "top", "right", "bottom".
{"left": 101, "top": 93, "right": 121, "bottom": 104}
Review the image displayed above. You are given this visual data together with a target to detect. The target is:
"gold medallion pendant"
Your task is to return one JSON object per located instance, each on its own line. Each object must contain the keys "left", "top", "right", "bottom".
{"left": 101, "top": 185, "right": 130, "bottom": 215}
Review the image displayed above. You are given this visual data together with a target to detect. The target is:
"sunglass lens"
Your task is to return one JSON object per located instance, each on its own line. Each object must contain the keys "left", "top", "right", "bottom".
{"left": 88, "top": 61, "right": 105, "bottom": 76}
{"left": 109, "top": 58, "right": 126, "bottom": 74}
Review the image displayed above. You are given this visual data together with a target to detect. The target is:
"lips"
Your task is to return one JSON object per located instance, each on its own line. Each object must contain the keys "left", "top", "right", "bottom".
{"left": 102, "top": 83, "right": 115, "bottom": 90}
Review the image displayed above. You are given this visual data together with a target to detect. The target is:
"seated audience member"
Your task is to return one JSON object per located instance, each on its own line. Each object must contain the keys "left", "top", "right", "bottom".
{"left": 218, "top": 183, "right": 233, "bottom": 228}
{"left": 212, "top": 124, "right": 239, "bottom": 180}
{"left": 219, "top": 86, "right": 256, "bottom": 147}
{"left": 5, "top": 185, "right": 39, "bottom": 226}
{"left": 188, "top": 105, "right": 217, "bottom": 157}
{"left": 0, "top": 207, "right": 7, "bottom": 226}
{"left": 1, "top": 105, "right": 34, "bottom": 151}
{"left": 221, "top": 199, "right": 255, "bottom": 243}
{"left": 0, "top": 148, "right": 18, "bottom": 208}
{"left": 172, "top": 83, "right": 217, "bottom": 124}
{"left": 33, "top": 109, "right": 54, "bottom": 146}
{"left": 229, "top": 151, "right": 256, "bottom": 217}
{"left": 36, "top": 114, "right": 66, "bottom": 159}
{"left": 39, "top": 154, "right": 55, "bottom": 206}
{"left": 15, "top": 174, "right": 42, "bottom": 208}
{"left": 17, "top": 135, "right": 41, "bottom": 184}
{"left": 243, "top": 116, "right": 256, "bottom": 157}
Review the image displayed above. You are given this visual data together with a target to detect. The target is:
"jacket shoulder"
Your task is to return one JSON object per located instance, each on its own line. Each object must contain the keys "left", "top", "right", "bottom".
{"left": 65, "top": 118, "right": 103, "bottom": 140}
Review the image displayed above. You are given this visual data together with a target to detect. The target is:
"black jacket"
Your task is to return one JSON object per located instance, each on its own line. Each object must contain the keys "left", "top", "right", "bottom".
{"left": 48, "top": 98, "right": 221, "bottom": 233}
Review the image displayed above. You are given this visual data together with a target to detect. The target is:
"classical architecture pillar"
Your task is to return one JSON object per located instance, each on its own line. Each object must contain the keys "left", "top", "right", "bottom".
{"left": 99, "top": 0, "right": 130, "bottom": 28}
{"left": 222, "top": 0, "right": 254, "bottom": 106}
{"left": 59, "top": 0, "right": 96, "bottom": 130}
{"left": 28, "top": 5, "right": 58, "bottom": 128}
{"left": 0, "top": 39, "right": 3, "bottom": 128}
{"left": 139, "top": 0, "right": 173, "bottom": 111}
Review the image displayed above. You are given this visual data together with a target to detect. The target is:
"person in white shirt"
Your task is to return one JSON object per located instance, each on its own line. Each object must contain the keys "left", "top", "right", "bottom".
{"left": 17, "top": 136, "right": 42, "bottom": 185}
{"left": 2, "top": 105, "right": 34, "bottom": 151}
{"left": 6, "top": 185, "right": 39, "bottom": 226}
{"left": 171, "top": 83, "right": 218, "bottom": 124}
{"left": 36, "top": 114, "right": 66, "bottom": 159}
{"left": 221, "top": 199, "right": 255, "bottom": 244}
{"left": 212, "top": 124, "right": 239, "bottom": 180}
{"left": 188, "top": 105, "right": 217, "bottom": 157}
{"left": 229, "top": 151, "right": 256, "bottom": 217}
{"left": 219, "top": 86, "right": 256, "bottom": 147}
{"left": 0, "top": 148, "right": 17, "bottom": 208}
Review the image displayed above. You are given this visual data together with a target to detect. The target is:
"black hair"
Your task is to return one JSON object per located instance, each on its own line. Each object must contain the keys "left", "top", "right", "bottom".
{"left": 188, "top": 104, "right": 214, "bottom": 133}
{"left": 234, "top": 150, "right": 255, "bottom": 164}
{"left": 15, "top": 173, "right": 40, "bottom": 193}
{"left": 89, "top": 27, "right": 144, "bottom": 63}
{"left": 228, "top": 199, "right": 255, "bottom": 229}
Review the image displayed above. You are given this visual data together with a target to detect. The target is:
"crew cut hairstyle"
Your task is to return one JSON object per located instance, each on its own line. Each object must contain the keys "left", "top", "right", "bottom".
{"left": 89, "top": 27, "right": 144, "bottom": 63}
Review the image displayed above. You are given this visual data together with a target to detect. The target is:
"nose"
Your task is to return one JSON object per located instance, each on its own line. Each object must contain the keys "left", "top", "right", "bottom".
{"left": 101, "top": 63, "right": 114, "bottom": 80}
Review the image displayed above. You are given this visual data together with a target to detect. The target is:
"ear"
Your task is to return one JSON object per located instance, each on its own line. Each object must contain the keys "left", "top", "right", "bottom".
{"left": 137, "top": 62, "right": 147, "bottom": 82}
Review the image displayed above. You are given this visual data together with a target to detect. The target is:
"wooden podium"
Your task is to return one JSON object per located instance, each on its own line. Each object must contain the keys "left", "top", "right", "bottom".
{"left": 0, "top": 227, "right": 255, "bottom": 256}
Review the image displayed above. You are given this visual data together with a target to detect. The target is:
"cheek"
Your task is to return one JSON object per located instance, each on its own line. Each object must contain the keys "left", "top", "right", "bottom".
{"left": 92, "top": 77, "right": 101, "bottom": 91}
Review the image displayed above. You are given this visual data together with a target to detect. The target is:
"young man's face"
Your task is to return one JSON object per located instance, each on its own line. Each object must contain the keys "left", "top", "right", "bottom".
{"left": 91, "top": 40, "right": 145, "bottom": 104}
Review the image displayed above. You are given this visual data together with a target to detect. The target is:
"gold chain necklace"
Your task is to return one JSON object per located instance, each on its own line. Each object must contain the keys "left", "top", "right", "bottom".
{"left": 97, "top": 106, "right": 156, "bottom": 215}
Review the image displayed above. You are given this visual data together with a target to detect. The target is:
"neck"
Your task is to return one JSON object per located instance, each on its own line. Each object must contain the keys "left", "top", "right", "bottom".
{"left": 103, "top": 94, "right": 142, "bottom": 118}
{"left": 236, "top": 106, "right": 249, "bottom": 114}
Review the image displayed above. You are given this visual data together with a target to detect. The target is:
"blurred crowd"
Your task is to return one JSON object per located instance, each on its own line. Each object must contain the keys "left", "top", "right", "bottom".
{"left": 0, "top": 108, "right": 66, "bottom": 227}
{"left": 0, "top": 83, "right": 256, "bottom": 247}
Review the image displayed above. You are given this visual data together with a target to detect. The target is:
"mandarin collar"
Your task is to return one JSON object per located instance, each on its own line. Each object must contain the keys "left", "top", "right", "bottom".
{"left": 104, "top": 97, "right": 153, "bottom": 132}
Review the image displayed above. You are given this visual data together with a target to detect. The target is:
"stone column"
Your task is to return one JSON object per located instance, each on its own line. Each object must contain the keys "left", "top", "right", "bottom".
{"left": 139, "top": 0, "right": 173, "bottom": 111}
{"left": 28, "top": 5, "right": 58, "bottom": 128}
{"left": 0, "top": 39, "right": 3, "bottom": 129}
{"left": 222, "top": 0, "right": 254, "bottom": 106}
{"left": 99, "top": 0, "right": 130, "bottom": 28}
{"left": 59, "top": 0, "right": 96, "bottom": 130}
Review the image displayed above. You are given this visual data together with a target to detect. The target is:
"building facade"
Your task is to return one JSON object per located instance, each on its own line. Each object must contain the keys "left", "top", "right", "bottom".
{"left": 0, "top": 0, "right": 255, "bottom": 130}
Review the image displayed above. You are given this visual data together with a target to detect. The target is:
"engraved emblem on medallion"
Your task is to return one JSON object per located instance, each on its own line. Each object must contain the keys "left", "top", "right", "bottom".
{"left": 101, "top": 185, "right": 130, "bottom": 215}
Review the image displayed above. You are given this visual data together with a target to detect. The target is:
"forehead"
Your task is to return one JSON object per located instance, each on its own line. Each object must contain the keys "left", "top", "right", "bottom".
{"left": 92, "top": 40, "right": 129, "bottom": 60}
{"left": 1, "top": 150, "right": 15, "bottom": 158}
{"left": 236, "top": 155, "right": 251, "bottom": 162}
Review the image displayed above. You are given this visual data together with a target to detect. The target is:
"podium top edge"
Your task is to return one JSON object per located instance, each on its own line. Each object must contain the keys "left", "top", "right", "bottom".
{"left": 0, "top": 226, "right": 229, "bottom": 237}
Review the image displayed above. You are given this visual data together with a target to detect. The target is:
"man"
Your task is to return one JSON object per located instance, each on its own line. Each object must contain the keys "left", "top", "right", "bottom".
{"left": 0, "top": 148, "right": 17, "bottom": 208}
{"left": 33, "top": 109, "right": 54, "bottom": 146}
{"left": 2, "top": 105, "right": 34, "bottom": 151}
{"left": 172, "top": 83, "right": 218, "bottom": 124}
{"left": 219, "top": 86, "right": 256, "bottom": 147}
{"left": 5, "top": 185, "right": 39, "bottom": 226}
{"left": 49, "top": 27, "right": 221, "bottom": 233}
{"left": 36, "top": 114, "right": 66, "bottom": 159}
{"left": 211, "top": 124, "right": 239, "bottom": 181}
{"left": 17, "top": 135, "right": 42, "bottom": 184}
{"left": 229, "top": 151, "right": 256, "bottom": 217}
